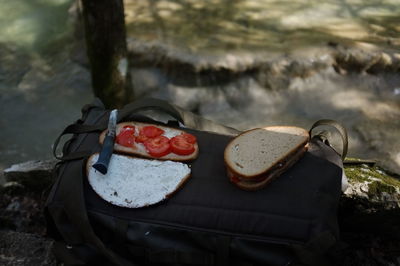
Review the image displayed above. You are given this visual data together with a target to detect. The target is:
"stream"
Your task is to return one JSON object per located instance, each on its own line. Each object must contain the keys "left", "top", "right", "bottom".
{"left": 0, "top": 0, "right": 399, "bottom": 177}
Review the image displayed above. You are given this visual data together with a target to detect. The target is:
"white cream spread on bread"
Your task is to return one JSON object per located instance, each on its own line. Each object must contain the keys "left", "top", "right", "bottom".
{"left": 87, "top": 153, "right": 191, "bottom": 208}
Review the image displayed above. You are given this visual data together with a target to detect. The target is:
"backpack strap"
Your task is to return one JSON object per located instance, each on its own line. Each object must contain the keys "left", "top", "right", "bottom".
{"left": 54, "top": 98, "right": 240, "bottom": 161}
{"left": 53, "top": 98, "right": 187, "bottom": 161}
{"left": 79, "top": 98, "right": 105, "bottom": 122}
{"left": 53, "top": 124, "right": 105, "bottom": 159}
{"left": 117, "top": 97, "right": 239, "bottom": 135}
{"left": 118, "top": 97, "right": 185, "bottom": 124}
{"left": 48, "top": 159, "right": 136, "bottom": 266}
{"left": 309, "top": 119, "right": 348, "bottom": 161}
{"left": 49, "top": 98, "right": 239, "bottom": 265}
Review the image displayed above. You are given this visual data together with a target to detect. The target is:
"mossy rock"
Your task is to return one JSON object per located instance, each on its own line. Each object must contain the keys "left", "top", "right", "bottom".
{"left": 3, "top": 160, "right": 56, "bottom": 192}
{"left": 339, "top": 161, "right": 400, "bottom": 241}
{"left": 343, "top": 161, "right": 400, "bottom": 210}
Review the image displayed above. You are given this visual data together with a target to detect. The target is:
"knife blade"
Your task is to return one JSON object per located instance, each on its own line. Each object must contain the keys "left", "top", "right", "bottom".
{"left": 92, "top": 109, "right": 118, "bottom": 174}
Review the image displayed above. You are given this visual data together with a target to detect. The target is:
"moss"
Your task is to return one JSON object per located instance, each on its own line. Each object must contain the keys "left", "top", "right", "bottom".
{"left": 367, "top": 181, "right": 396, "bottom": 198}
{"left": 344, "top": 166, "right": 371, "bottom": 183}
{"left": 345, "top": 164, "right": 400, "bottom": 188}
{"left": 344, "top": 163, "right": 400, "bottom": 201}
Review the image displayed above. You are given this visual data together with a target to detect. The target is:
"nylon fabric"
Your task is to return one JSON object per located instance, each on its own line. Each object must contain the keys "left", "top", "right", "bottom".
{"left": 46, "top": 101, "right": 135, "bottom": 266}
{"left": 309, "top": 119, "right": 348, "bottom": 160}
{"left": 53, "top": 242, "right": 86, "bottom": 265}
{"left": 216, "top": 235, "right": 231, "bottom": 266}
{"left": 45, "top": 98, "right": 344, "bottom": 266}
{"left": 84, "top": 136, "right": 340, "bottom": 243}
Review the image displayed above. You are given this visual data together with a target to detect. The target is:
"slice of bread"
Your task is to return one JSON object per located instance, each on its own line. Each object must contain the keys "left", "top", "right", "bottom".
{"left": 224, "top": 126, "right": 309, "bottom": 190}
{"left": 99, "top": 122, "right": 199, "bottom": 161}
{"left": 87, "top": 153, "right": 191, "bottom": 208}
{"left": 227, "top": 145, "right": 308, "bottom": 191}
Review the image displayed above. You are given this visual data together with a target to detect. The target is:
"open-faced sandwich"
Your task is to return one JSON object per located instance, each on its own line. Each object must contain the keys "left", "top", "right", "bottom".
{"left": 88, "top": 122, "right": 198, "bottom": 208}
{"left": 99, "top": 122, "right": 199, "bottom": 161}
{"left": 87, "top": 153, "right": 191, "bottom": 208}
{"left": 224, "top": 126, "right": 309, "bottom": 191}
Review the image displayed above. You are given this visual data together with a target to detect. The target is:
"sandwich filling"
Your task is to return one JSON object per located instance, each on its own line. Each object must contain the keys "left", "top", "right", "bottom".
{"left": 104, "top": 121, "right": 199, "bottom": 161}
{"left": 229, "top": 145, "right": 308, "bottom": 186}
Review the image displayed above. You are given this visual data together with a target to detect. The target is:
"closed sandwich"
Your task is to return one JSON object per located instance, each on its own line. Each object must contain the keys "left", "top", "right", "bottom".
{"left": 224, "top": 126, "right": 309, "bottom": 191}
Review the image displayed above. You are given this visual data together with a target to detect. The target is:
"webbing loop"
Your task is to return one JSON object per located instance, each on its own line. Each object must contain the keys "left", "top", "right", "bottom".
{"left": 309, "top": 119, "right": 348, "bottom": 161}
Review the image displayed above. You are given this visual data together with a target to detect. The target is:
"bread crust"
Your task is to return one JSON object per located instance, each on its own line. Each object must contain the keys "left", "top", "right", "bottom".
{"left": 86, "top": 153, "right": 191, "bottom": 208}
{"left": 224, "top": 126, "right": 309, "bottom": 181}
{"left": 99, "top": 121, "right": 199, "bottom": 161}
{"left": 227, "top": 145, "right": 308, "bottom": 191}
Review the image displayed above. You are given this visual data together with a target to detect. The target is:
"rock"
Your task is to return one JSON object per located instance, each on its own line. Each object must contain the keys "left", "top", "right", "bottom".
{"left": 0, "top": 231, "right": 56, "bottom": 266}
{"left": 1, "top": 182, "right": 25, "bottom": 196}
{"left": 0, "top": 44, "right": 31, "bottom": 89}
{"left": 338, "top": 163, "right": 400, "bottom": 264}
{"left": 127, "top": 37, "right": 400, "bottom": 174}
{"left": 127, "top": 38, "right": 268, "bottom": 73}
{"left": 0, "top": 185, "right": 47, "bottom": 234}
{"left": 3, "top": 160, "right": 56, "bottom": 192}
{"left": 355, "top": 121, "right": 400, "bottom": 175}
{"left": 130, "top": 67, "right": 168, "bottom": 98}
{"left": 343, "top": 163, "right": 400, "bottom": 209}
{"left": 339, "top": 162, "right": 400, "bottom": 239}
{"left": 333, "top": 47, "right": 400, "bottom": 74}
{"left": 0, "top": 172, "right": 5, "bottom": 186}
{"left": 257, "top": 57, "right": 332, "bottom": 90}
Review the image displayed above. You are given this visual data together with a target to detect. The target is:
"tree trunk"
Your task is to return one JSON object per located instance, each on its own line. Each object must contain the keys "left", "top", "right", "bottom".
{"left": 81, "top": 0, "right": 133, "bottom": 108}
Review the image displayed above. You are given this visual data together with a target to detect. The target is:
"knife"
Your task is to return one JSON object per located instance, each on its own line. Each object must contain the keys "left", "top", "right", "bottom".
{"left": 92, "top": 109, "right": 118, "bottom": 174}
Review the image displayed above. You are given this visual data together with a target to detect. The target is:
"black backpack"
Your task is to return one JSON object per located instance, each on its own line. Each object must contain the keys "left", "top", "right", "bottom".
{"left": 45, "top": 98, "right": 348, "bottom": 266}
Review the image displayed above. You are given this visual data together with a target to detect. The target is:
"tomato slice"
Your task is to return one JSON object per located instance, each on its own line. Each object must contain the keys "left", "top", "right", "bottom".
{"left": 179, "top": 133, "right": 197, "bottom": 144}
{"left": 230, "top": 174, "right": 240, "bottom": 184}
{"left": 170, "top": 135, "right": 195, "bottom": 155}
{"left": 140, "top": 126, "right": 164, "bottom": 138}
{"left": 135, "top": 134, "right": 148, "bottom": 143}
{"left": 116, "top": 128, "right": 135, "bottom": 148}
{"left": 144, "top": 136, "right": 170, "bottom": 157}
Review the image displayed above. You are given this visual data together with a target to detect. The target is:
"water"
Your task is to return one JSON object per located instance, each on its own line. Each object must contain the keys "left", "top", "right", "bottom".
{"left": 0, "top": 0, "right": 93, "bottom": 171}
{"left": 130, "top": 61, "right": 400, "bottom": 173}
{"left": 0, "top": 0, "right": 74, "bottom": 53}
{"left": 125, "top": 0, "right": 400, "bottom": 174}
{"left": 125, "top": 0, "right": 400, "bottom": 54}
{"left": 0, "top": 0, "right": 399, "bottom": 175}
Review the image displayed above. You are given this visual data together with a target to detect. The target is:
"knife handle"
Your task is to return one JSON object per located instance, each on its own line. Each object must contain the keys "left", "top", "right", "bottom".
{"left": 92, "top": 135, "right": 115, "bottom": 174}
